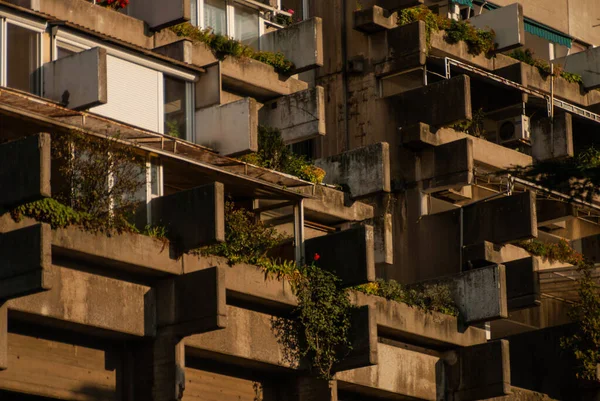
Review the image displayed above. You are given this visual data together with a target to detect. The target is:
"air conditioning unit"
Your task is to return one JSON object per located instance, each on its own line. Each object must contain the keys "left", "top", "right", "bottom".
{"left": 496, "top": 115, "right": 531, "bottom": 145}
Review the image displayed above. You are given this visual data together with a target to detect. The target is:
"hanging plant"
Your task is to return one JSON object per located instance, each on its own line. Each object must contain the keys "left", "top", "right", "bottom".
{"left": 97, "top": 0, "right": 129, "bottom": 10}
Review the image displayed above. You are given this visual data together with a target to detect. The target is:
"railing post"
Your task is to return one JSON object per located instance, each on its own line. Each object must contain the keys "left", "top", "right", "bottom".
{"left": 294, "top": 199, "right": 305, "bottom": 265}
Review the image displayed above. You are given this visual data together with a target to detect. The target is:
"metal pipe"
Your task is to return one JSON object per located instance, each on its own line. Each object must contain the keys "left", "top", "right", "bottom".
{"left": 294, "top": 199, "right": 305, "bottom": 264}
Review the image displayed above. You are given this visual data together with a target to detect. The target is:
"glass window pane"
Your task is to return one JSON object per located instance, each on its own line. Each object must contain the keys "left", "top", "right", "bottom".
{"left": 164, "top": 76, "right": 188, "bottom": 140}
{"left": 150, "top": 161, "right": 160, "bottom": 196}
{"left": 235, "top": 4, "right": 259, "bottom": 48}
{"left": 191, "top": 0, "right": 198, "bottom": 26}
{"left": 282, "top": 0, "right": 302, "bottom": 22}
{"left": 6, "top": 24, "right": 39, "bottom": 93}
{"left": 204, "top": 0, "right": 227, "bottom": 36}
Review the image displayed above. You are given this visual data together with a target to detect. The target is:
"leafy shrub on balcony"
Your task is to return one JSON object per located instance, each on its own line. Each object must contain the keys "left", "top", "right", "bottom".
{"left": 97, "top": 0, "right": 129, "bottom": 10}
{"left": 398, "top": 6, "right": 496, "bottom": 56}
{"left": 239, "top": 126, "right": 326, "bottom": 184}
{"left": 507, "top": 48, "right": 584, "bottom": 84}
{"left": 170, "top": 23, "right": 295, "bottom": 74}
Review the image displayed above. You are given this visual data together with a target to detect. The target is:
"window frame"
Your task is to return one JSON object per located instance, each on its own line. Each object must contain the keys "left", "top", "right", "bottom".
{"left": 0, "top": 17, "right": 44, "bottom": 95}
{"left": 194, "top": 0, "right": 266, "bottom": 45}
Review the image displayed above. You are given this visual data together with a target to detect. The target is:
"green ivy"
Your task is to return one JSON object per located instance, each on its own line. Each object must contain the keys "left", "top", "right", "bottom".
{"left": 170, "top": 23, "right": 295, "bottom": 74}
{"left": 398, "top": 6, "right": 496, "bottom": 56}
{"left": 239, "top": 126, "right": 326, "bottom": 184}
{"left": 355, "top": 278, "right": 458, "bottom": 316}
{"left": 10, "top": 198, "right": 91, "bottom": 229}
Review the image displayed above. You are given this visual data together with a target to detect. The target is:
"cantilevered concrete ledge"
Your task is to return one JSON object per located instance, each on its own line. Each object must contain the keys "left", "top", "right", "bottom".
{"left": 0, "top": 133, "right": 51, "bottom": 208}
{"left": 555, "top": 46, "right": 600, "bottom": 90}
{"left": 417, "top": 138, "right": 474, "bottom": 193}
{"left": 298, "top": 185, "right": 375, "bottom": 224}
{"left": 353, "top": 6, "right": 397, "bottom": 33}
{"left": 373, "top": 21, "right": 427, "bottom": 77}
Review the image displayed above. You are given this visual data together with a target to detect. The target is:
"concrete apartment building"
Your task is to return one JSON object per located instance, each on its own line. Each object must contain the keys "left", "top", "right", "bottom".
{"left": 0, "top": 0, "right": 599, "bottom": 400}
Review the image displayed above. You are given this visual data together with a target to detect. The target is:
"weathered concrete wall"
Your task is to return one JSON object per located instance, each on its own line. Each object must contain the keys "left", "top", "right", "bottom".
{"left": 372, "top": 21, "right": 427, "bottom": 76}
{"left": 298, "top": 185, "right": 375, "bottom": 224}
{"left": 153, "top": 38, "right": 193, "bottom": 64}
{"left": 353, "top": 6, "right": 397, "bottom": 33}
{"left": 0, "top": 224, "right": 51, "bottom": 301}
{"left": 531, "top": 113, "right": 573, "bottom": 161}
{"left": 365, "top": 213, "right": 393, "bottom": 265}
{"left": 259, "top": 87, "right": 326, "bottom": 144}
{"left": 417, "top": 138, "right": 474, "bottom": 193}
{"left": 469, "top": 3, "right": 525, "bottom": 52}
{"left": 393, "top": 75, "right": 472, "bottom": 128}
{"left": 260, "top": 18, "right": 324, "bottom": 73}
{"left": 151, "top": 182, "right": 225, "bottom": 253}
{"left": 195, "top": 61, "right": 222, "bottom": 109}
{"left": 504, "top": 258, "right": 540, "bottom": 311}
{"left": 335, "top": 305, "right": 378, "bottom": 372}
{"left": 43, "top": 47, "right": 107, "bottom": 110}
{"left": 195, "top": 98, "right": 258, "bottom": 156}
{"left": 305, "top": 225, "right": 375, "bottom": 286}
{"left": 0, "top": 133, "right": 51, "bottom": 208}
{"left": 556, "top": 46, "right": 600, "bottom": 89}
{"left": 445, "top": 340, "right": 511, "bottom": 401}
{"left": 127, "top": 0, "right": 189, "bottom": 30}
{"left": 315, "top": 143, "right": 390, "bottom": 198}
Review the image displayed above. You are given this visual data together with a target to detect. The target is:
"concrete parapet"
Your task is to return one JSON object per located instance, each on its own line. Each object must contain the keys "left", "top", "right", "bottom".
{"left": 43, "top": 47, "right": 108, "bottom": 110}
{"left": 156, "top": 267, "right": 227, "bottom": 338}
{"left": 315, "top": 143, "right": 390, "bottom": 198}
{"left": 445, "top": 340, "right": 511, "bottom": 401}
{"left": 572, "top": 233, "right": 600, "bottom": 263}
{"left": 0, "top": 224, "right": 51, "bottom": 301}
{"left": 153, "top": 38, "right": 193, "bottom": 64}
{"left": 195, "top": 98, "right": 258, "bottom": 156}
{"left": 555, "top": 46, "right": 600, "bottom": 90}
{"left": 8, "top": 263, "right": 151, "bottom": 337}
{"left": 504, "top": 258, "right": 541, "bottom": 311}
{"left": 468, "top": 3, "right": 524, "bottom": 52}
{"left": 536, "top": 199, "right": 576, "bottom": 227}
{"left": 463, "top": 191, "right": 538, "bottom": 246}
{"left": 393, "top": 75, "right": 472, "bottom": 128}
{"left": 298, "top": 185, "right": 374, "bottom": 224}
{"left": 350, "top": 291, "right": 487, "bottom": 348}
{"left": 336, "top": 343, "right": 438, "bottom": 400}
{"left": 418, "top": 138, "right": 474, "bottom": 193}
{"left": 364, "top": 214, "right": 393, "bottom": 265}
{"left": 353, "top": 6, "right": 397, "bottom": 33}
{"left": 305, "top": 225, "right": 375, "bottom": 286}
{"left": 0, "top": 133, "right": 51, "bottom": 208}
{"left": 260, "top": 18, "right": 324, "bottom": 73}
{"left": 151, "top": 182, "right": 225, "bottom": 253}
{"left": 195, "top": 61, "right": 222, "bottom": 109}
{"left": 463, "top": 241, "right": 530, "bottom": 269}
{"left": 373, "top": 21, "right": 426, "bottom": 76}
{"left": 531, "top": 113, "right": 574, "bottom": 162}
{"left": 259, "top": 87, "right": 326, "bottom": 144}
{"left": 334, "top": 305, "right": 378, "bottom": 372}
{"left": 126, "top": 0, "right": 189, "bottom": 30}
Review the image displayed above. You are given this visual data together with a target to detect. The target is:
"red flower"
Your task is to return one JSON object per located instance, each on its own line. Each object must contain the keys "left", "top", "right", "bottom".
{"left": 313, "top": 253, "right": 320, "bottom": 261}
{"left": 288, "top": 9, "right": 295, "bottom": 14}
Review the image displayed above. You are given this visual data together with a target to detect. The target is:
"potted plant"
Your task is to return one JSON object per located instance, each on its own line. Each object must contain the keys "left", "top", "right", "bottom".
{"left": 97, "top": 0, "right": 129, "bottom": 10}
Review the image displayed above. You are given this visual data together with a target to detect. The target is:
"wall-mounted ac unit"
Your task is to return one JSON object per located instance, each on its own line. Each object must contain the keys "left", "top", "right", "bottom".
{"left": 497, "top": 115, "right": 530, "bottom": 145}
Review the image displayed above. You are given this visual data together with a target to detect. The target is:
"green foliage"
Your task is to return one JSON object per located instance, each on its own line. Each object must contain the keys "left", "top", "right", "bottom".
{"left": 239, "top": 126, "right": 326, "bottom": 184}
{"left": 166, "top": 120, "right": 181, "bottom": 138}
{"left": 355, "top": 279, "right": 458, "bottom": 316}
{"left": 10, "top": 198, "right": 91, "bottom": 229}
{"left": 398, "top": 6, "right": 496, "bottom": 56}
{"left": 142, "top": 224, "right": 168, "bottom": 240}
{"left": 272, "top": 261, "right": 353, "bottom": 380}
{"left": 506, "top": 147, "right": 600, "bottom": 203}
{"left": 507, "top": 48, "right": 583, "bottom": 84}
{"left": 274, "top": 13, "right": 293, "bottom": 26}
{"left": 170, "top": 23, "right": 295, "bottom": 74}
{"left": 517, "top": 238, "right": 585, "bottom": 267}
{"left": 199, "top": 201, "right": 285, "bottom": 266}
{"left": 452, "top": 107, "right": 487, "bottom": 138}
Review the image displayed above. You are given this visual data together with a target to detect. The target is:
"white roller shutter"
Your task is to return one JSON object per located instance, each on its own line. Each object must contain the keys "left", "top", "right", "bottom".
{"left": 92, "top": 55, "right": 162, "bottom": 133}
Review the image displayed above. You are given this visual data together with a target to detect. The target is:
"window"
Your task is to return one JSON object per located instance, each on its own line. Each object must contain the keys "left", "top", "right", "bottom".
{"left": 234, "top": 3, "right": 259, "bottom": 47}
{"left": 164, "top": 75, "right": 193, "bottom": 140}
{"left": 204, "top": 0, "right": 228, "bottom": 36}
{"left": 4, "top": 23, "right": 41, "bottom": 94}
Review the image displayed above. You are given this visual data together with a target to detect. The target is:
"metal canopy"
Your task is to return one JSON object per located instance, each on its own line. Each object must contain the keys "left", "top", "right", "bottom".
{"left": 0, "top": 87, "right": 314, "bottom": 201}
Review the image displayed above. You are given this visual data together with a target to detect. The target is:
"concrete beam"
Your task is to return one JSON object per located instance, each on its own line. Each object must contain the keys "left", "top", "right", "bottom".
{"left": 393, "top": 75, "right": 472, "bottom": 128}
{"left": 298, "top": 185, "right": 375, "bottom": 225}
{"left": 555, "top": 46, "right": 600, "bottom": 90}
{"left": 156, "top": 267, "right": 227, "bottom": 338}
{"left": 445, "top": 340, "right": 511, "bottom": 401}
{"left": 336, "top": 343, "right": 438, "bottom": 400}
{"left": 260, "top": 18, "right": 324, "bottom": 73}
{"left": 151, "top": 182, "right": 225, "bottom": 253}
{"left": 350, "top": 292, "right": 487, "bottom": 348}
{"left": 468, "top": 3, "right": 525, "bottom": 52}
{"left": 531, "top": 113, "right": 574, "bottom": 162}
{"left": 126, "top": 0, "right": 189, "bottom": 30}
{"left": 0, "top": 133, "right": 51, "bottom": 208}
{"left": 43, "top": 47, "right": 107, "bottom": 110}
{"left": 0, "top": 224, "right": 52, "bottom": 301}
{"left": 418, "top": 138, "right": 474, "bottom": 193}
{"left": 334, "top": 306, "right": 378, "bottom": 373}
{"left": 195, "top": 98, "right": 258, "bottom": 156}
{"left": 536, "top": 199, "right": 576, "bottom": 227}
{"left": 315, "top": 143, "right": 391, "bottom": 198}
{"left": 195, "top": 61, "right": 222, "bottom": 109}
{"left": 153, "top": 38, "right": 193, "bottom": 64}
{"left": 353, "top": 6, "right": 397, "bottom": 33}
{"left": 463, "top": 191, "right": 538, "bottom": 246}
{"left": 373, "top": 21, "right": 426, "bottom": 76}
{"left": 259, "top": 87, "right": 326, "bottom": 144}
{"left": 504, "top": 258, "right": 540, "bottom": 311}
{"left": 364, "top": 214, "right": 393, "bottom": 265}
{"left": 463, "top": 241, "right": 530, "bottom": 269}
{"left": 8, "top": 264, "right": 151, "bottom": 337}
{"left": 305, "top": 225, "right": 376, "bottom": 286}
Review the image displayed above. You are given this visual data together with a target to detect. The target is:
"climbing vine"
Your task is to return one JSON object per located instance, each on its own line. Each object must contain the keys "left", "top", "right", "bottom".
{"left": 239, "top": 126, "right": 326, "bottom": 184}
{"left": 170, "top": 23, "right": 295, "bottom": 74}
{"left": 397, "top": 6, "right": 496, "bottom": 56}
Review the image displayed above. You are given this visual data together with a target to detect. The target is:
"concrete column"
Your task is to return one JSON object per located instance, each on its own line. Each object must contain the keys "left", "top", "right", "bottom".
{"left": 294, "top": 199, "right": 306, "bottom": 264}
